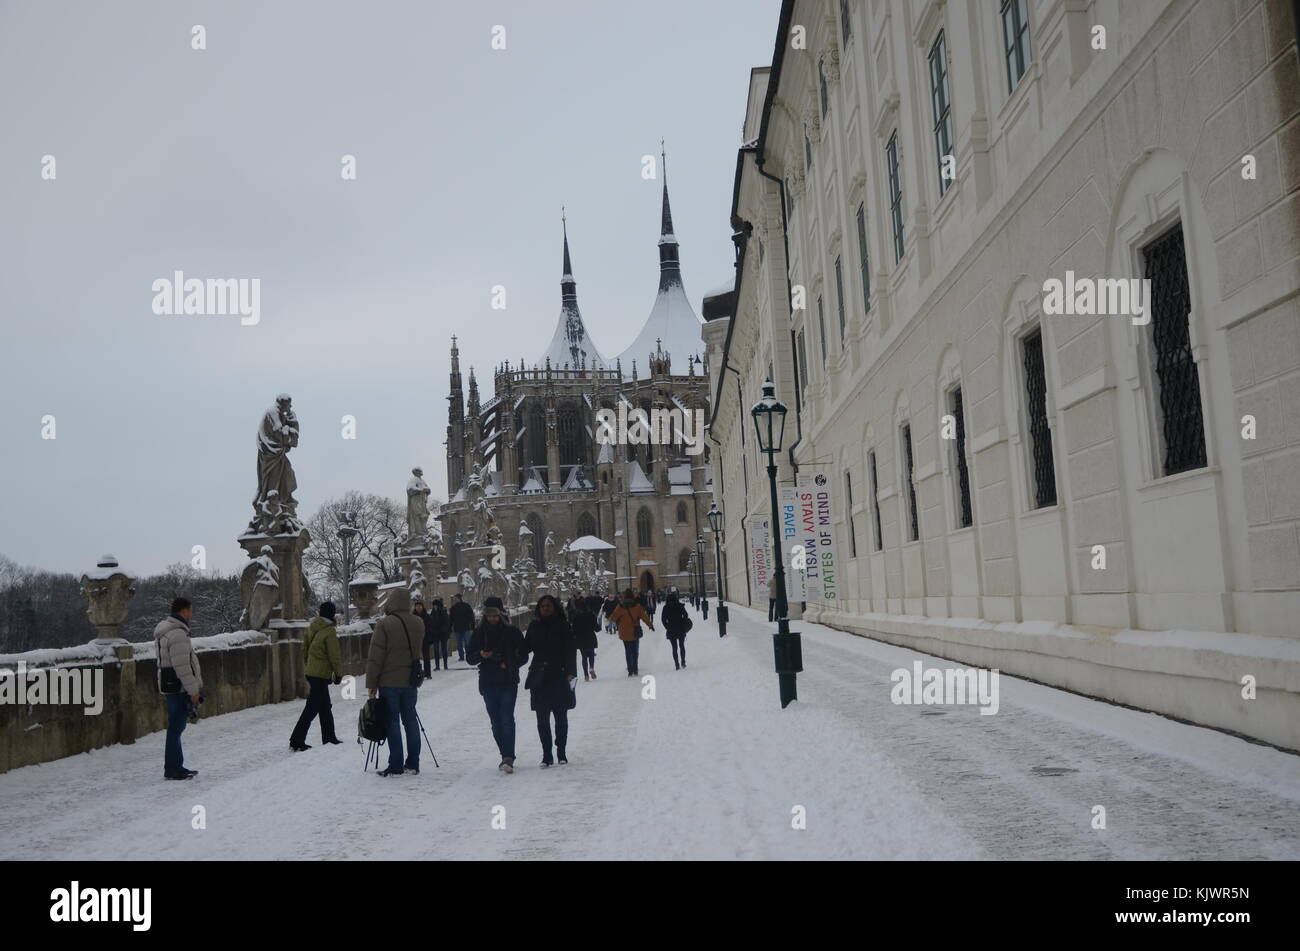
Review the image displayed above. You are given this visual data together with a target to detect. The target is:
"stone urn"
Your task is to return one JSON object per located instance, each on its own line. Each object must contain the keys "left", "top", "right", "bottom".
{"left": 80, "top": 555, "right": 136, "bottom": 655}
{"left": 349, "top": 576, "right": 381, "bottom": 620}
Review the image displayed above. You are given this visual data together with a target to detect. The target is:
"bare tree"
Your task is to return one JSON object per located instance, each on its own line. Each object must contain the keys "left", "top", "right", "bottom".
{"left": 303, "top": 491, "right": 435, "bottom": 605}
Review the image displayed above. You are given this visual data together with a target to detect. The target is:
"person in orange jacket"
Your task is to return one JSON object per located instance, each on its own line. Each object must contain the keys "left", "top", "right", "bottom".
{"left": 608, "top": 588, "right": 654, "bottom": 677}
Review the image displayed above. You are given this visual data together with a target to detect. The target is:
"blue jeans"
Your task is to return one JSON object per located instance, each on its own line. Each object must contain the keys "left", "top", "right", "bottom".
{"left": 379, "top": 686, "right": 420, "bottom": 772}
{"left": 455, "top": 630, "right": 471, "bottom": 660}
{"left": 164, "top": 692, "right": 188, "bottom": 775}
{"left": 481, "top": 684, "right": 517, "bottom": 760}
{"left": 623, "top": 639, "right": 640, "bottom": 673}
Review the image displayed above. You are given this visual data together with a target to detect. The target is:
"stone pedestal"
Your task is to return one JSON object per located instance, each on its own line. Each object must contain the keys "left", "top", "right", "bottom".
{"left": 398, "top": 546, "right": 444, "bottom": 604}
{"left": 80, "top": 556, "right": 138, "bottom": 744}
{"left": 238, "top": 530, "right": 311, "bottom": 703}
{"left": 349, "top": 578, "right": 380, "bottom": 621}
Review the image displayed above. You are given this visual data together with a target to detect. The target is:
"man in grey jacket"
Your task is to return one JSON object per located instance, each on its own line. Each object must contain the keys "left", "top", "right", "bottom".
{"left": 366, "top": 587, "right": 424, "bottom": 777}
{"left": 153, "top": 597, "right": 203, "bottom": 780}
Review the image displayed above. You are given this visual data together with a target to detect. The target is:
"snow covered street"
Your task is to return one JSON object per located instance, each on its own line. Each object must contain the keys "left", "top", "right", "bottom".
{"left": 3, "top": 603, "right": 1299, "bottom": 860}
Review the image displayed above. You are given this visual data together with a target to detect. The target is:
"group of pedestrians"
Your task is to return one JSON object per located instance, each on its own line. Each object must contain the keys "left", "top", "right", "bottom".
{"left": 151, "top": 582, "right": 698, "bottom": 780}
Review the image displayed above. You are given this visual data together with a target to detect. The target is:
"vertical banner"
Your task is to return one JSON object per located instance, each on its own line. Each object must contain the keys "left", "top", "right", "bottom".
{"left": 746, "top": 516, "right": 770, "bottom": 604}
{"left": 778, "top": 486, "right": 808, "bottom": 602}
{"left": 795, "top": 472, "right": 840, "bottom": 603}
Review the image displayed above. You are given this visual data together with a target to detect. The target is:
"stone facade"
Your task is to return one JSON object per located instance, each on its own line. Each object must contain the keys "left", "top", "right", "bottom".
{"left": 708, "top": 0, "right": 1300, "bottom": 747}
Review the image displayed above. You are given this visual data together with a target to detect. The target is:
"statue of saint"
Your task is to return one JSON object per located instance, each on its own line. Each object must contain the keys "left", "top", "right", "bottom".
{"left": 406, "top": 467, "right": 431, "bottom": 544}
{"left": 249, "top": 394, "right": 300, "bottom": 534}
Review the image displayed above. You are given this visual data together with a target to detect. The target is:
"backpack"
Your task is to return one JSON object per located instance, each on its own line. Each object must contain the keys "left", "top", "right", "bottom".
{"left": 358, "top": 696, "right": 389, "bottom": 743}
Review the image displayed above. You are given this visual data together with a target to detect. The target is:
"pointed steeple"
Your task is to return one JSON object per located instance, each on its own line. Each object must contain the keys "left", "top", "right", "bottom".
{"left": 657, "top": 142, "right": 681, "bottom": 291}
{"left": 539, "top": 212, "right": 608, "bottom": 370}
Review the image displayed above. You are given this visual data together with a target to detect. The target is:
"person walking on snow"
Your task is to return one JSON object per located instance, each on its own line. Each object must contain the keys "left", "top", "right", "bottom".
{"left": 660, "top": 590, "right": 692, "bottom": 670}
{"left": 290, "top": 601, "right": 343, "bottom": 750}
{"left": 450, "top": 593, "right": 475, "bottom": 663}
{"left": 609, "top": 588, "right": 654, "bottom": 677}
{"left": 365, "top": 587, "right": 424, "bottom": 777}
{"left": 572, "top": 593, "right": 600, "bottom": 680}
{"left": 467, "top": 596, "right": 528, "bottom": 773}
{"left": 428, "top": 597, "right": 451, "bottom": 671}
{"left": 154, "top": 597, "right": 203, "bottom": 780}
{"left": 523, "top": 595, "right": 578, "bottom": 767}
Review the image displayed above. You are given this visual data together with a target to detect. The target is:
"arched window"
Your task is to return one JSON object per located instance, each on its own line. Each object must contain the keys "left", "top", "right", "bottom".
{"left": 678, "top": 549, "right": 692, "bottom": 573}
{"left": 636, "top": 508, "right": 653, "bottom": 548}
{"left": 558, "top": 403, "right": 588, "bottom": 468}
{"left": 576, "top": 512, "right": 596, "bottom": 538}
{"left": 676, "top": 501, "right": 688, "bottom": 524}
{"left": 527, "top": 405, "right": 546, "bottom": 471}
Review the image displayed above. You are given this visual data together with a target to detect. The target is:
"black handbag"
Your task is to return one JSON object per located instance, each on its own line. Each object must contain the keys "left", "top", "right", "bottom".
{"left": 397, "top": 615, "right": 424, "bottom": 688}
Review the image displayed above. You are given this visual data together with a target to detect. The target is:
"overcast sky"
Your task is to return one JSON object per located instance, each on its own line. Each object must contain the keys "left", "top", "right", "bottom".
{"left": 0, "top": 0, "right": 779, "bottom": 576}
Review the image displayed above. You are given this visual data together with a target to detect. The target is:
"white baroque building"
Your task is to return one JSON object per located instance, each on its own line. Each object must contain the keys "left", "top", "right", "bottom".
{"left": 705, "top": 0, "right": 1300, "bottom": 748}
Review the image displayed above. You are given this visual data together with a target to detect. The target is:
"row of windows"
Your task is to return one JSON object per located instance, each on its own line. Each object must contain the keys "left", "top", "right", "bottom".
{"left": 839, "top": 222, "right": 1205, "bottom": 555}
{"left": 794, "top": 1, "right": 1037, "bottom": 352}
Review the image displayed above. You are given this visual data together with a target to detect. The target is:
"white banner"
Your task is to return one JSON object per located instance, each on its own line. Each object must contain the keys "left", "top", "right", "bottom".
{"left": 746, "top": 516, "right": 771, "bottom": 603}
{"left": 778, "top": 487, "right": 808, "bottom": 602}
{"left": 795, "top": 472, "right": 840, "bottom": 603}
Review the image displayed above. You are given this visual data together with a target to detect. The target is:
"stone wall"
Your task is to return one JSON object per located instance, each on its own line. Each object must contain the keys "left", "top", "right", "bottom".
{"left": 0, "top": 624, "right": 374, "bottom": 775}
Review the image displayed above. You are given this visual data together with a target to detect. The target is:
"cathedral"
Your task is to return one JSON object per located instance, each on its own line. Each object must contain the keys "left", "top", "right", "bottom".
{"left": 438, "top": 173, "right": 714, "bottom": 597}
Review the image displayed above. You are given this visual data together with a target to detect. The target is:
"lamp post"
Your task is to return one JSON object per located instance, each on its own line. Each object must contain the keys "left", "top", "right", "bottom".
{"left": 751, "top": 378, "right": 802, "bottom": 708}
{"left": 337, "top": 512, "right": 359, "bottom": 624}
{"left": 707, "top": 502, "right": 727, "bottom": 637}
{"left": 696, "top": 533, "right": 709, "bottom": 619}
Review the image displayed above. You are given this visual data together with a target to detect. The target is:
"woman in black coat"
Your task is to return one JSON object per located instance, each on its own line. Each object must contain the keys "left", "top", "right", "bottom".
{"left": 572, "top": 595, "right": 600, "bottom": 681}
{"left": 660, "top": 590, "right": 692, "bottom": 670}
{"left": 428, "top": 598, "right": 451, "bottom": 670}
{"left": 523, "top": 595, "right": 578, "bottom": 767}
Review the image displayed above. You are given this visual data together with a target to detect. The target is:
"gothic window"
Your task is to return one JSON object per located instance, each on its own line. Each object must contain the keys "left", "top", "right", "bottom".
{"left": 818, "top": 296, "right": 828, "bottom": 366}
{"left": 1143, "top": 223, "right": 1206, "bottom": 476}
{"left": 1021, "top": 328, "right": 1057, "bottom": 507}
{"left": 558, "top": 403, "right": 587, "bottom": 468}
{"left": 949, "top": 386, "right": 973, "bottom": 528}
{"left": 636, "top": 508, "right": 653, "bottom": 548}
{"left": 819, "top": 64, "right": 830, "bottom": 117}
{"left": 797, "top": 329, "right": 809, "bottom": 394}
{"left": 527, "top": 405, "right": 546, "bottom": 471}
{"left": 840, "top": 0, "right": 852, "bottom": 44}
{"left": 576, "top": 512, "right": 596, "bottom": 538}
{"left": 678, "top": 549, "right": 692, "bottom": 573}
{"left": 676, "top": 501, "right": 688, "bottom": 524}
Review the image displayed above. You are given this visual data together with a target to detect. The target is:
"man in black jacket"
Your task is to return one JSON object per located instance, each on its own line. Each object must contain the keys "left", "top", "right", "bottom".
{"left": 466, "top": 596, "right": 528, "bottom": 773}
{"left": 449, "top": 593, "right": 475, "bottom": 663}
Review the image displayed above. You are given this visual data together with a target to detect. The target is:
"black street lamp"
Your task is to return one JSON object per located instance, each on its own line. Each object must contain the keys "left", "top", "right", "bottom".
{"left": 336, "top": 512, "right": 359, "bottom": 624}
{"left": 696, "top": 532, "right": 709, "bottom": 620}
{"left": 751, "top": 378, "right": 802, "bottom": 708}
{"left": 707, "top": 502, "right": 728, "bottom": 637}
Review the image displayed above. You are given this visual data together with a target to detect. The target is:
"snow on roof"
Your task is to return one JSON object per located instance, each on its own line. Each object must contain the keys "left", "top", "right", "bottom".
{"left": 670, "top": 485, "right": 693, "bottom": 495}
{"left": 668, "top": 464, "right": 691, "bottom": 484}
{"left": 628, "top": 461, "right": 654, "bottom": 493}
{"left": 617, "top": 277, "right": 703, "bottom": 376}
{"left": 596, "top": 442, "right": 614, "bottom": 464}
{"left": 520, "top": 470, "right": 547, "bottom": 494}
{"left": 541, "top": 301, "right": 609, "bottom": 370}
{"left": 562, "top": 466, "right": 595, "bottom": 491}
{"left": 702, "top": 276, "right": 735, "bottom": 299}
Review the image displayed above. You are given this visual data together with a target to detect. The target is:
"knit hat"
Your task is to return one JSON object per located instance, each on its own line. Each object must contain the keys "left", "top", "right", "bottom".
{"left": 318, "top": 601, "right": 337, "bottom": 621}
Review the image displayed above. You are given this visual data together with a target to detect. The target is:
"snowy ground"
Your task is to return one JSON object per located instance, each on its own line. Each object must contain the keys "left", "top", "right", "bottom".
{"left": 3, "top": 603, "right": 1299, "bottom": 860}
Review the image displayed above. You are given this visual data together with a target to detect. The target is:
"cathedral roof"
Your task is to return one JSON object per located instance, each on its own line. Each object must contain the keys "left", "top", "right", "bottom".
{"left": 539, "top": 217, "right": 609, "bottom": 371}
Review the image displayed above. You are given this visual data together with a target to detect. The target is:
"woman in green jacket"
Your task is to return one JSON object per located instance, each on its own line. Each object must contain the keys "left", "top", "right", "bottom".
{"left": 290, "top": 602, "right": 344, "bottom": 751}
